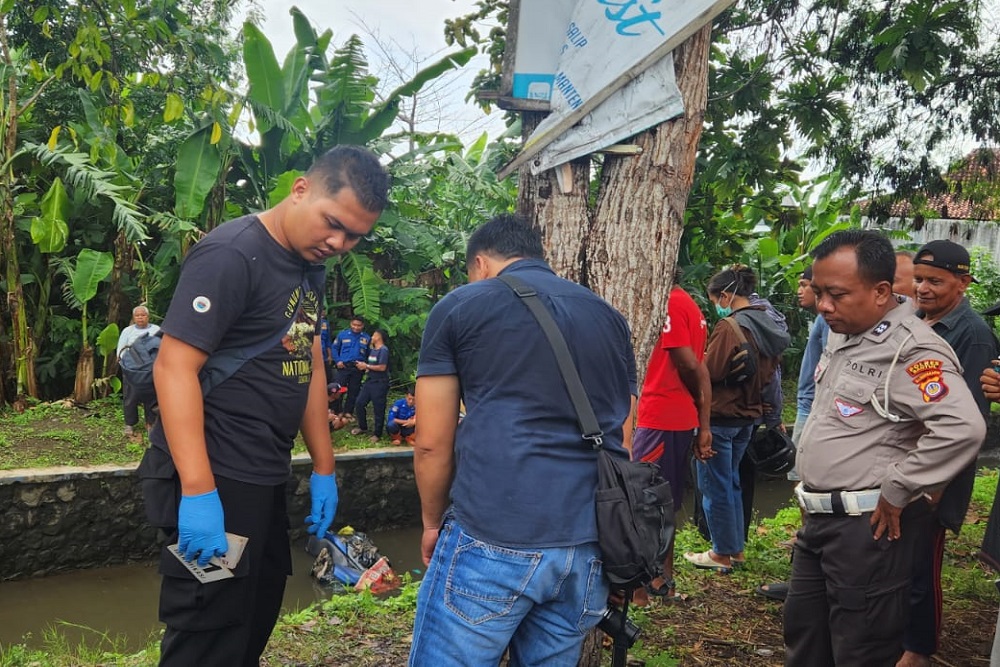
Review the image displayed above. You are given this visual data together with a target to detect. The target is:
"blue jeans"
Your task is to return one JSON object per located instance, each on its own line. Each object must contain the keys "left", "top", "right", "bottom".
{"left": 698, "top": 422, "right": 754, "bottom": 555}
{"left": 409, "top": 517, "right": 608, "bottom": 666}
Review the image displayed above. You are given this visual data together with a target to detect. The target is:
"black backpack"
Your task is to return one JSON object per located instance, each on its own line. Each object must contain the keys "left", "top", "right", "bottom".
{"left": 120, "top": 331, "right": 162, "bottom": 404}
{"left": 722, "top": 316, "right": 759, "bottom": 386}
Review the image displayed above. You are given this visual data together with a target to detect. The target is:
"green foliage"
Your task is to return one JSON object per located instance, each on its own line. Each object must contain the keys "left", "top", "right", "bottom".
{"left": 95, "top": 323, "right": 119, "bottom": 358}
{"left": 968, "top": 248, "right": 1000, "bottom": 316}
{"left": 64, "top": 249, "right": 113, "bottom": 309}
{"left": 22, "top": 143, "right": 147, "bottom": 243}
{"left": 30, "top": 177, "right": 70, "bottom": 253}
{"left": 173, "top": 125, "right": 223, "bottom": 219}
{"left": 337, "top": 252, "right": 382, "bottom": 324}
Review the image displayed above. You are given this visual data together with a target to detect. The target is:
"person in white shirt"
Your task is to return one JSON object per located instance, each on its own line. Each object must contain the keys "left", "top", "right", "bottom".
{"left": 116, "top": 305, "right": 160, "bottom": 441}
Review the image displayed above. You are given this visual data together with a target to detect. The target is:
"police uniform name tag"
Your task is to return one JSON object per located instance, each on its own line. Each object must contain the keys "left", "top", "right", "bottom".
{"left": 167, "top": 532, "right": 249, "bottom": 583}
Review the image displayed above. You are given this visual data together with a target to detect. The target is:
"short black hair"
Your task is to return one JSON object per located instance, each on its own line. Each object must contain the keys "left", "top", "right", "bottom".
{"left": 707, "top": 264, "right": 757, "bottom": 297}
{"left": 404, "top": 385, "right": 415, "bottom": 396}
{"left": 465, "top": 214, "right": 544, "bottom": 266}
{"left": 350, "top": 315, "right": 365, "bottom": 325}
{"left": 307, "top": 145, "right": 390, "bottom": 214}
{"left": 811, "top": 229, "right": 895, "bottom": 286}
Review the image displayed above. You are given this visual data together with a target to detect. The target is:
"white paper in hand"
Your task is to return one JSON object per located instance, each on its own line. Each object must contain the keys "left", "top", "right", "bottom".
{"left": 168, "top": 533, "right": 248, "bottom": 584}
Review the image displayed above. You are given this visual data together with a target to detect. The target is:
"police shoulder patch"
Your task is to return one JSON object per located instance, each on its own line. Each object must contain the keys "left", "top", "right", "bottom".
{"left": 906, "top": 359, "right": 949, "bottom": 403}
{"left": 872, "top": 320, "right": 891, "bottom": 336}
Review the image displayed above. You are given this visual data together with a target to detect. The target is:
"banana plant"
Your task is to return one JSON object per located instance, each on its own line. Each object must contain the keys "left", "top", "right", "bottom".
{"left": 227, "top": 8, "right": 476, "bottom": 210}
{"left": 57, "top": 249, "right": 114, "bottom": 403}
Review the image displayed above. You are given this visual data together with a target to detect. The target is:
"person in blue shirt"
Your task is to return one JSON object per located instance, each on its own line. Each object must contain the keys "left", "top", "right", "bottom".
{"left": 409, "top": 214, "right": 637, "bottom": 665}
{"left": 793, "top": 265, "right": 830, "bottom": 448}
{"left": 331, "top": 316, "right": 370, "bottom": 419}
{"left": 320, "top": 317, "right": 334, "bottom": 379}
{"left": 386, "top": 388, "right": 416, "bottom": 445}
{"left": 350, "top": 329, "right": 390, "bottom": 443}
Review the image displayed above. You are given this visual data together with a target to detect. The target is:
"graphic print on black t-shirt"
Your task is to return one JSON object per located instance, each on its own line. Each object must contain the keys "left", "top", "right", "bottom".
{"left": 280, "top": 284, "right": 321, "bottom": 384}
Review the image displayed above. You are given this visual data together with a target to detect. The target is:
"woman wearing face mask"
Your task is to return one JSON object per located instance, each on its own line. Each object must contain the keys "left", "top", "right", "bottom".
{"left": 684, "top": 265, "right": 790, "bottom": 572}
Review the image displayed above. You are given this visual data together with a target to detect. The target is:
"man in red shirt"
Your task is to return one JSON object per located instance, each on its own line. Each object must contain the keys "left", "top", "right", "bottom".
{"left": 631, "top": 270, "right": 713, "bottom": 600}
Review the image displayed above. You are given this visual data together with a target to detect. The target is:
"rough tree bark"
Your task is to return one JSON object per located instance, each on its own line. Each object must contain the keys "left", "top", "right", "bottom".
{"left": 519, "top": 112, "right": 592, "bottom": 285}
{"left": 517, "top": 24, "right": 712, "bottom": 382}
{"left": 588, "top": 25, "right": 712, "bottom": 373}
{"left": 0, "top": 15, "right": 38, "bottom": 401}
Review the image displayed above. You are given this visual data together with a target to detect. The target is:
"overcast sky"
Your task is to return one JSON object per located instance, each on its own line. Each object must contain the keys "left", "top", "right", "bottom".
{"left": 247, "top": 1, "right": 505, "bottom": 142}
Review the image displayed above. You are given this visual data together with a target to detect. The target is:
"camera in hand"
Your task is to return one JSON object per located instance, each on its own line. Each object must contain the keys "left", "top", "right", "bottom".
{"left": 598, "top": 604, "right": 640, "bottom": 648}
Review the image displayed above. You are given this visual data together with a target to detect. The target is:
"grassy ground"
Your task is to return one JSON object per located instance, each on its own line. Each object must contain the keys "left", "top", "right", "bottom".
{"left": 0, "top": 471, "right": 997, "bottom": 667}
{"left": 3, "top": 399, "right": 1000, "bottom": 665}
{"left": 0, "top": 396, "right": 398, "bottom": 470}
{"left": 2, "top": 473, "right": 999, "bottom": 665}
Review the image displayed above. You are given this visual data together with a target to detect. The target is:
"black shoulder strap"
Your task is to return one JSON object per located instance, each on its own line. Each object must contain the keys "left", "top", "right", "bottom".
{"left": 723, "top": 316, "right": 747, "bottom": 343}
{"left": 497, "top": 274, "right": 603, "bottom": 449}
{"left": 200, "top": 269, "right": 311, "bottom": 396}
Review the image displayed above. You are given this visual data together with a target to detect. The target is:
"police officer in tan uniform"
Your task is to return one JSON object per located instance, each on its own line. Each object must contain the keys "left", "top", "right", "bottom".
{"left": 783, "top": 229, "right": 985, "bottom": 667}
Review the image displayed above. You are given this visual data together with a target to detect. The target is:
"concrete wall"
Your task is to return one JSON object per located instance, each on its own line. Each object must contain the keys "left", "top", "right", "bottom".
{"left": 870, "top": 217, "right": 1000, "bottom": 261}
{"left": 0, "top": 448, "right": 418, "bottom": 581}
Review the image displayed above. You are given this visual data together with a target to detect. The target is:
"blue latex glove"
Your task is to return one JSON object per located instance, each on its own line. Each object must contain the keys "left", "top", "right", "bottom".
{"left": 305, "top": 472, "right": 338, "bottom": 538}
{"left": 178, "top": 489, "right": 228, "bottom": 567}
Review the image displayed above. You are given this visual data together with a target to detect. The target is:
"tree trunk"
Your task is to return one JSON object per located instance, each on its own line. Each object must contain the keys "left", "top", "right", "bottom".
{"left": 588, "top": 25, "right": 712, "bottom": 375}
{"left": 518, "top": 112, "right": 592, "bottom": 285}
{"left": 520, "top": 27, "right": 712, "bottom": 381}
{"left": 0, "top": 17, "right": 38, "bottom": 401}
{"left": 73, "top": 345, "right": 95, "bottom": 404}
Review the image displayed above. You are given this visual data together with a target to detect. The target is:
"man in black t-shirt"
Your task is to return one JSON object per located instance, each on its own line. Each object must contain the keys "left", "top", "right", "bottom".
{"left": 141, "top": 146, "right": 389, "bottom": 667}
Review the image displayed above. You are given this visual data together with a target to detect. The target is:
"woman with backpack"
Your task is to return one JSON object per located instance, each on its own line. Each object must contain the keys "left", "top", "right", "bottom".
{"left": 684, "top": 265, "right": 790, "bottom": 572}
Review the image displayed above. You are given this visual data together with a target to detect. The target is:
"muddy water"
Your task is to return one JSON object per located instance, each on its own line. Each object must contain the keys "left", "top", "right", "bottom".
{"left": 0, "top": 527, "right": 425, "bottom": 652}
{"left": 0, "top": 479, "right": 797, "bottom": 653}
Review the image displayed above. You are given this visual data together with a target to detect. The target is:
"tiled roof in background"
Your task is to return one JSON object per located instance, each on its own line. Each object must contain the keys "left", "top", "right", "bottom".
{"left": 880, "top": 148, "right": 1000, "bottom": 221}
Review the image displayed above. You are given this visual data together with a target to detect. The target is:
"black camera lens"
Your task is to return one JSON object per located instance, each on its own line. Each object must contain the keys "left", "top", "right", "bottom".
{"left": 597, "top": 606, "right": 641, "bottom": 648}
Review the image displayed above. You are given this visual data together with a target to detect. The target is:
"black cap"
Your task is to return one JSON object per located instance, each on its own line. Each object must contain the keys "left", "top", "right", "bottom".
{"left": 913, "top": 240, "right": 978, "bottom": 283}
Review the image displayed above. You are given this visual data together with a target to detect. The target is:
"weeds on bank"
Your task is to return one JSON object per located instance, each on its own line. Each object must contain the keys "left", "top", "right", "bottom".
{"left": 2, "top": 475, "right": 999, "bottom": 666}
{"left": 0, "top": 397, "right": 404, "bottom": 470}
{"left": 264, "top": 578, "right": 420, "bottom": 665}
{"left": 0, "top": 623, "right": 160, "bottom": 667}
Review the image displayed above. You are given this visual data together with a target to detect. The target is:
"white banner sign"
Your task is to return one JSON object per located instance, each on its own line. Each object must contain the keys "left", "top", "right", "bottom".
{"left": 511, "top": 0, "right": 577, "bottom": 101}
{"left": 530, "top": 52, "right": 683, "bottom": 174}
{"left": 498, "top": 0, "right": 734, "bottom": 179}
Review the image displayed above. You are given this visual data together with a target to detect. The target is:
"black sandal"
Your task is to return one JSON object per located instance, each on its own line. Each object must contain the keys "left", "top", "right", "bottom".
{"left": 645, "top": 577, "right": 677, "bottom": 598}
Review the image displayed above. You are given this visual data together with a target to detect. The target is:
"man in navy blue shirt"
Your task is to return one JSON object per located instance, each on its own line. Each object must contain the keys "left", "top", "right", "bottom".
{"left": 409, "top": 215, "right": 637, "bottom": 666}
{"left": 330, "top": 316, "right": 370, "bottom": 419}
{"left": 386, "top": 387, "right": 416, "bottom": 445}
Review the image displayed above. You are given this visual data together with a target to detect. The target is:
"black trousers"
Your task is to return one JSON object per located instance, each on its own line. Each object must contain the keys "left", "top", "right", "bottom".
{"left": 783, "top": 500, "right": 931, "bottom": 667}
{"left": 122, "top": 376, "right": 156, "bottom": 428}
{"left": 902, "top": 523, "right": 946, "bottom": 655}
{"left": 355, "top": 380, "right": 389, "bottom": 437}
{"left": 157, "top": 476, "right": 292, "bottom": 667}
{"left": 332, "top": 365, "right": 364, "bottom": 414}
